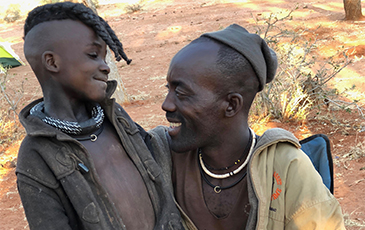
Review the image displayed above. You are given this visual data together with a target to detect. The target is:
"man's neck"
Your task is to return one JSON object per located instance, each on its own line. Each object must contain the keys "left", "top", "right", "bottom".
{"left": 199, "top": 125, "right": 251, "bottom": 173}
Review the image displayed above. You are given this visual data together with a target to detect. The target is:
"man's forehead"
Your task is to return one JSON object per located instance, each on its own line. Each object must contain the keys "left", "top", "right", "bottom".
{"left": 167, "top": 42, "right": 222, "bottom": 87}
{"left": 179, "top": 41, "right": 220, "bottom": 57}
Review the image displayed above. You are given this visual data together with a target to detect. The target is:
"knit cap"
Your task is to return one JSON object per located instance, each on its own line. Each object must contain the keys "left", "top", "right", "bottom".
{"left": 202, "top": 24, "right": 278, "bottom": 91}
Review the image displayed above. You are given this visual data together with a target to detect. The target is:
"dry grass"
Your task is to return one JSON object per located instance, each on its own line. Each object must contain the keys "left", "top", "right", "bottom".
{"left": 344, "top": 141, "right": 365, "bottom": 160}
{"left": 344, "top": 212, "right": 365, "bottom": 228}
{"left": 124, "top": 1, "right": 144, "bottom": 13}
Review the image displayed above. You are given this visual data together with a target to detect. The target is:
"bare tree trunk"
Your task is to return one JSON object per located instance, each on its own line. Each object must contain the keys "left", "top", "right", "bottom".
{"left": 82, "top": 0, "right": 130, "bottom": 104}
{"left": 344, "top": 0, "right": 364, "bottom": 20}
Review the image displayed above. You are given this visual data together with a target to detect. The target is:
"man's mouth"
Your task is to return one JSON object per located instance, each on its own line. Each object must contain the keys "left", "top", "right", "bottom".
{"left": 170, "top": 122, "right": 182, "bottom": 128}
{"left": 168, "top": 122, "right": 182, "bottom": 137}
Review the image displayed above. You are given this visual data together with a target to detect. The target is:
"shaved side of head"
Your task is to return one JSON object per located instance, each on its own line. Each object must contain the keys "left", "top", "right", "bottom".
{"left": 24, "top": 21, "right": 57, "bottom": 81}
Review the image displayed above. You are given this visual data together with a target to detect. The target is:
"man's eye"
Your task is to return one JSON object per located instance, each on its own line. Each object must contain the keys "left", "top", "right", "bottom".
{"left": 175, "top": 91, "right": 184, "bottom": 97}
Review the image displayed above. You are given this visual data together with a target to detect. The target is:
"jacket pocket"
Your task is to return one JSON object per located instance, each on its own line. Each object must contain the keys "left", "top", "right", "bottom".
{"left": 82, "top": 202, "right": 100, "bottom": 224}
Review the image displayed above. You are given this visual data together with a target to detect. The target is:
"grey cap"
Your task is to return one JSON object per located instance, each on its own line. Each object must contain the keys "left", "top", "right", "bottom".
{"left": 201, "top": 24, "right": 278, "bottom": 91}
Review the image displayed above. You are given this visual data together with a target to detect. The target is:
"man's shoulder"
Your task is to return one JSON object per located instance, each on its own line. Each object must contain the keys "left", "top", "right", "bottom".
{"left": 147, "top": 126, "right": 170, "bottom": 154}
{"left": 148, "top": 126, "right": 168, "bottom": 137}
{"left": 256, "top": 128, "right": 300, "bottom": 150}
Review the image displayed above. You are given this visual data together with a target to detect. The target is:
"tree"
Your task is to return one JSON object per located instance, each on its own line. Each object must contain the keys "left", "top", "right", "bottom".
{"left": 83, "top": 0, "right": 130, "bottom": 104}
{"left": 343, "top": 0, "right": 364, "bottom": 20}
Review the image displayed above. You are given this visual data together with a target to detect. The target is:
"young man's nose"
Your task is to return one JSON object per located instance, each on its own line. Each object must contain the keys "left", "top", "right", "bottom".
{"left": 100, "top": 61, "right": 110, "bottom": 74}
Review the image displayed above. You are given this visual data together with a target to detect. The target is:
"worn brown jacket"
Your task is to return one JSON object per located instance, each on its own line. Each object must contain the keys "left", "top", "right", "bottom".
{"left": 16, "top": 81, "right": 184, "bottom": 230}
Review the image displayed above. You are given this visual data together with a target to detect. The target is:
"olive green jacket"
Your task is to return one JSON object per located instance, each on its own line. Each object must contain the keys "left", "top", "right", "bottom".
{"left": 149, "top": 127, "right": 345, "bottom": 230}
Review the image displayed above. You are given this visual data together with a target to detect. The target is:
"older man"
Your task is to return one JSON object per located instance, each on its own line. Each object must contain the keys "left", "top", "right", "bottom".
{"left": 160, "top": 24, "right": 345, "bottom": 229}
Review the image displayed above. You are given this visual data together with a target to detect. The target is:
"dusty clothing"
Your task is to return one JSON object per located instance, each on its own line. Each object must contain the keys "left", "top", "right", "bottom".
{"left": 172, "top": 150, "right": 251, "bottom": 230}
{"left": 151, "top": 126, "right": 345, "bottom": 230}
{"left": 16, "top": 81, "right": 184, "bottom": 230}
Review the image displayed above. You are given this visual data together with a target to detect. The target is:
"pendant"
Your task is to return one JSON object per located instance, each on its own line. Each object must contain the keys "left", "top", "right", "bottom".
{"left": 214, "top": 186, "right": 222, "bottom": 194}
{"left": 90, "top": 134, "right": 97, "bottom": 142}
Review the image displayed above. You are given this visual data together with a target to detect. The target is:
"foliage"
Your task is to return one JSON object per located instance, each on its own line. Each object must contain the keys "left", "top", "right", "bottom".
{"left": 40, "top": 0, "right": 62, "bottom": 4}
{"left": 3, "top": 4, "right": 21, "bottom": 23}
{"left": 91, "top": 0, "right": 99, "bottom": 9}
{"left": 0, "top": 70, "right": 25, "bottom": 119}
{"left": 250, "top": 9, "right": 352, "bottom": 123}
{"left": 0, "top": 70, "right": 25, "bottom": 150}
{"left": 124, "top": 1, "right": 144, "bottom": 13}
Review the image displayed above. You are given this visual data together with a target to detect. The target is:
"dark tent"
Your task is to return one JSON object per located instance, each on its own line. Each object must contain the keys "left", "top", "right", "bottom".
{"left": 0, "top": 42, "right": 23, "bottom": 72}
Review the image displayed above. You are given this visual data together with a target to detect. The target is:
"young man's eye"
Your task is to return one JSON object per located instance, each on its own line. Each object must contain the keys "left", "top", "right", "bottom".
{"left": 88, "top": 53, "right": 98, "bottom": 59}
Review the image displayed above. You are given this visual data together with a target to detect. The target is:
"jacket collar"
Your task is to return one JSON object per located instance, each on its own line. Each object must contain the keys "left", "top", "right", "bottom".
{"left": 19, "top": 80, "right": 119, "bottom": 138}
{"left": 254, "top": 128, "right": 301, "bottom": 151}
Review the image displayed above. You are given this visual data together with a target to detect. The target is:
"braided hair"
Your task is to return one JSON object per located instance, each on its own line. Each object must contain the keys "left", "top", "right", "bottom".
{"left": 24, "top": 2, "right": 131, "bottom": 64}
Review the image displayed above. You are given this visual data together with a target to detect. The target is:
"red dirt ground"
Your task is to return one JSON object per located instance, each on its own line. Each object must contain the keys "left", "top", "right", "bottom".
{"left": 1, "top": 0, "right": 365, "bottom": 229}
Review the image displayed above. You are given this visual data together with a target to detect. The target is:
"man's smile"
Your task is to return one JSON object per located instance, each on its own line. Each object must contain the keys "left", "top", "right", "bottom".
{"left": 167, "top": 122, "right": 182, "bottom": 137}
{"left": 170, "top": 122, "right": 182, "bottom": 128}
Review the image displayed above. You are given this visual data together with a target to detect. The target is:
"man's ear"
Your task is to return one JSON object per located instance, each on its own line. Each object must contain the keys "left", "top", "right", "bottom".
{"left": 42, "top": 51, "right": 60, "bottom": 73}
{"left": 225, "top": 93, "right": 243, "bottom": 117}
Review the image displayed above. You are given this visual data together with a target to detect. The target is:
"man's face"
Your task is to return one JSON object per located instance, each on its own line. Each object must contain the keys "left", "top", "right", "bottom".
{"left": 52, "top": 20, "right": 110, "bottom": 103}
{"left": 162, "top": 42, "right": 225, "bottom": 153}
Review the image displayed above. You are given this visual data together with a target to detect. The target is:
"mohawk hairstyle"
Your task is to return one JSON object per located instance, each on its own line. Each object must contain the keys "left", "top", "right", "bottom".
{"left": 24, "top": 2, "right": 131, "bottom": 64}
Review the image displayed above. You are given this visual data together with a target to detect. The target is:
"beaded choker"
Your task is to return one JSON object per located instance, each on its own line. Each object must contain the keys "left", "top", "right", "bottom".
{"left": 198, "top": 128, "right": 256, "bottom": 179}
{"left": 30, "top": 101, "right": 105, "bottom": 135}
{"left": 199, "top": 160, "right": 247, "bottom": 194}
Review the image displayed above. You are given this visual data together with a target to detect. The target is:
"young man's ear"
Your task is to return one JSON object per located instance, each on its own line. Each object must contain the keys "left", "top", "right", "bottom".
{"left": 225, "top": 93, "right": 243, "bottom": 117}
{"left": 42, "top": 51, "right": 60, "bottom": 73}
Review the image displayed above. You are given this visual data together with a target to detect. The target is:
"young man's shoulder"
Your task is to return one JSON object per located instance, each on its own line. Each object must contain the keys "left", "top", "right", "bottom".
{"left": 16, "top": 135, "right": 60, "bottom": 189}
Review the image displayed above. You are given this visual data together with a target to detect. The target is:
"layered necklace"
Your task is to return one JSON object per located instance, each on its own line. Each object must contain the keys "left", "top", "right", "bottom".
{"left": 30, "top": 101, "right": 105, "bottom": 141}
{"left": 198, "top": 128, "right": 256, "bottom": 193}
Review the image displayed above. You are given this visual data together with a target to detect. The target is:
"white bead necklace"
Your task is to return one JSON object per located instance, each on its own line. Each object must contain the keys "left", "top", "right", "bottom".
{"left": 199, "top": 128, "right": 256, "bottom": 179}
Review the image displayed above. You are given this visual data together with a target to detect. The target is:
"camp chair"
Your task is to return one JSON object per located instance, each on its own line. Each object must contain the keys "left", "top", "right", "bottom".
{"left": 300, "top": 134, "right": 334, "bottom": 194}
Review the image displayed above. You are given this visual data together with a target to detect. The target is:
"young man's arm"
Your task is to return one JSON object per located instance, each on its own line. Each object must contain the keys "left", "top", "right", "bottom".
{"left": 17, "top": 174, "right": 74, "bottom": 230}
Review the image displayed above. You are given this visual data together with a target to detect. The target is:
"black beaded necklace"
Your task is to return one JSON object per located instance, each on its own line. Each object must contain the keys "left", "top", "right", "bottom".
{"left": 70, "top": 124, "right": 104, "bottom": 142}
{"left": 30, "top": 101, "right": 105, "bottom": 136}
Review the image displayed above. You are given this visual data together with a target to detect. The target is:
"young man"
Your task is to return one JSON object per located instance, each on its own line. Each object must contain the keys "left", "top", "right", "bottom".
{"left": 161, "top": 24, "right": 345, "bottom": 229}
{"left": 17, "top": 2, "right": 184, "bottom": 230}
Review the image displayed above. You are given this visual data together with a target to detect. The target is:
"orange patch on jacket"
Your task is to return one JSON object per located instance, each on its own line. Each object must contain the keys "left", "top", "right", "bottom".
{"left": 271, "top": 171, "right": 282, "bottom": 200}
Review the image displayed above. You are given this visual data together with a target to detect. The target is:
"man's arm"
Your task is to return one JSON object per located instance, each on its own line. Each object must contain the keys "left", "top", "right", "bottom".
{"left": 284, "top": 148, "right": 345, "bottom": 230}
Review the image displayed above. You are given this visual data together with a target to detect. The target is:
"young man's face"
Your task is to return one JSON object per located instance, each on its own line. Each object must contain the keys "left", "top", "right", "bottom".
{"left": 52, "top": 20, "right": 110, "bottom": 103}
{"left": 162, "top": 42, "right": 226, "bottom": 153}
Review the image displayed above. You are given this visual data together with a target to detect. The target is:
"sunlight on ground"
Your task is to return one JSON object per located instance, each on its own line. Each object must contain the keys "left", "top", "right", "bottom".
{"left": 251, "top": 120, "right": 313, "bottom": 140}
{"left": 312, "top": 2, "right": 345, "bottom": 12}
{"left": 0, "top": 141, "right": 20, "bottom": 181}
{"left": 224, "top": 0, "right": 284, "bottom": 8}
{"left": 156, "top": 25, "right": 182, "bottom": 40}
{"left": 0, "top": 0, "right": 39, "bottom": 16}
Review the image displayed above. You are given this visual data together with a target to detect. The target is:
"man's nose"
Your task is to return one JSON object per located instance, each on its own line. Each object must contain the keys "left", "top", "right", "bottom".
{"left": 162, "top": 92, "right": 176, "bottom": 112}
